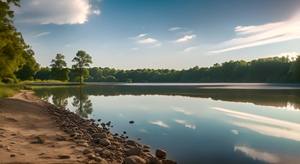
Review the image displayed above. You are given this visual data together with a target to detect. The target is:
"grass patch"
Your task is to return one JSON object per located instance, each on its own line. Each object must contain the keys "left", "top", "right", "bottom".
{"left": 0, "top": 84, "right": 32, "bottom": 98}
{"left": 0, "top": 86, "right": 18, "bottom": 98}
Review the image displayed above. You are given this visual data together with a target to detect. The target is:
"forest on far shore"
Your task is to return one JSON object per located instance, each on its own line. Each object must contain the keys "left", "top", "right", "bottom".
{"left": 1, "top": 0, "right": 300, "bottom": 84}
{"left": 35, "top": 55, "right": 300, "bottom": 83}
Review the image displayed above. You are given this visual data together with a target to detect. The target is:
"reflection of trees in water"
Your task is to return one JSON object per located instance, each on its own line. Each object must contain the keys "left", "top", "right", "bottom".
{"left": 33, "top": 86, "right": 93, "bottom": 118}
{"left": 72, "top": 88, "right": 93, "bottom": 118}
{"left": 32, "top": 86, "right": 300, "bottom": 110}
{"left": 52, "top": 95, "right": 68, "bottom": 109}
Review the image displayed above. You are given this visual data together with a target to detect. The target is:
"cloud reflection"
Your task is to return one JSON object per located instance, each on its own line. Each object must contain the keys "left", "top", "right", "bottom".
{"left": 213, "top": 107, "right": 300, "bottom": 142}
{"left": 231, "top": 129, "right": 239, "bottom": 135}
{"left": 149, "top": 120, "right": 169, "bottom": 128}
{"left": 174, "top": 119, "right": 196, "bottom": 130}
{"left": 173, "top": 107, "right": 192, "bottom": 115}
{"left": 234, "top": 145, "right": 280, "bottom": 163}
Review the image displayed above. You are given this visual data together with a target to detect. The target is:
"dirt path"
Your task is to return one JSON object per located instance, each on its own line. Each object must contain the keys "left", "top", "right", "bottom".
{"left": 0, "top": 91, "right": 87, "bottom": 164}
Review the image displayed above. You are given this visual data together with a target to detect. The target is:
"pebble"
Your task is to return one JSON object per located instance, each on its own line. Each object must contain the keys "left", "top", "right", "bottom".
{"left": 58, "top": 155, "right": 71, "bottom": 159}
{"left": 31, "top": 136, "right": 45, "bottom": 144}
{"left": 56, "top": 135, "right": 66, "bottom": 141}
{"left": 94, "top": 157, "right": 108, "bottom": 164}
{"left": 156, "top": 149, "right": 167, "bottom": 159}
{"left": 101, "top": 149, "right": 112, "bottom": 158}
{"left": 87, "top": 153, "right": 96, "bottom": 160}
{"left": 92, "top": 132, "right": 107, "bottom": 139}
{"left": 129, "top": 121, "right": 135, "bottom": 124}
{"left": 149, "top": 157, "right": 162, "bottom": 164}
{"left": 126, "top": 140, "right": 137, "bottom": 147}
{"left": 10, "top": 154, "right": 16, "bottom": 158}
{"left": 123, "top": 155, "right": 146, "bottom": 164}
{"left": 126, "top": 147, "right": 142, "bottom": 156}
{"left": 83, "top": 149, "right": 92, "bottom": 155}
{"left": 95, "top": 147, "right": 103, "bottom": 153}
{"left": 99, "top": 138, "right": 111, "bottom": 146}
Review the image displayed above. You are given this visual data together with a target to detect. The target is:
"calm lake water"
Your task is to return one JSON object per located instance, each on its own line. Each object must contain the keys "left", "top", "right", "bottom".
{"left": 32, "top": 84, "right": 300, "bottom": 164}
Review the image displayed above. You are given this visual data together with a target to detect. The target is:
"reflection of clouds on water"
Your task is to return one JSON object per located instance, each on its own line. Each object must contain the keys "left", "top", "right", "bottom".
{"left": 172, "top": 106, "right": 192, "bottom": 115}
{"left": 231, "top": 129, "right": 239, "bottom": 135}
{"left": 234, "top": 145, "right": 280, "bottom": 163}
{"left": 139, "top": 128, "right": 148, "bottom": 133}
{"left": 149, "top": 120, "right": 170, "bottom": 128}
{"left": 174, "top": 119, "right": 196, "bottom": 130}
{"left": 213, "top": 107, "right": 300, "bottom": 142}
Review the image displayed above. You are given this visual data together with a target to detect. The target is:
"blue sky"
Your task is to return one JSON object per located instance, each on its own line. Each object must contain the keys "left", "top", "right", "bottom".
{"left": 14, "top": 0, "right": 300, "bottom": 69}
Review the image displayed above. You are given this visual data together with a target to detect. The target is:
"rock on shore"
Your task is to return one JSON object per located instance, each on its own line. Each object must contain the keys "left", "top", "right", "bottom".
{"left": 45, "top": 102, "right": 176, "bottom": 164}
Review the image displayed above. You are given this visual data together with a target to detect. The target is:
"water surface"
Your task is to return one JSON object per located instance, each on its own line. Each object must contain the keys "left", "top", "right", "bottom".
{"left": 32, "top": 84, "right": 300, "bottom": 164}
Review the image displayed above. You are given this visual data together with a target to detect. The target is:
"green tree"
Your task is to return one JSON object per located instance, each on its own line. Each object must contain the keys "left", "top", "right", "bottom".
{"left": 72, "top": 50, "right": 92, "bottom": 84}
{"left": 289, "top": 56, "right": 300, "bottom": 82}
{"left": 35, "top": 67, "right": 51, "bottom": 80}
{"left": 0, "top": 0, "right": 38, "bottom": 82}
{"left": 50, "top": 54, "right": 69, "bottom": 81}
{"left": 15, "top": 49, "right": 39, "bottom": 81}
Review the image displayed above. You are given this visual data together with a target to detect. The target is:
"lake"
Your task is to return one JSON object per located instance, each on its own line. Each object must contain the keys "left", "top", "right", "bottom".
{"left": 32, "top": 84, "right": 300, "bottom": 164}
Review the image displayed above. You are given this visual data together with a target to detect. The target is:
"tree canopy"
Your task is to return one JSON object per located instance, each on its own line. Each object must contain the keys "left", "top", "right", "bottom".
{"left": 0, "top": 0, "right": 38, "bottom": 83}
{"left": 50, "top": 54, "right": 69, "bottom": 81}
{"left": 72, "top": 50, "right": 92, "bottom": 84}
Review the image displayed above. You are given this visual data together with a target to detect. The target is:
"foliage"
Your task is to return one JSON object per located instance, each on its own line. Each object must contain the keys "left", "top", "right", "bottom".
{"left": 34, "top": 56, "right": 300, "bottom": 83}
{"left": 71, "top": 50, "right": 92, "bottom": 84}
{"left": 35, "top": 67, "right": 52, "bottom": 80}
{"left": 0, "top": 86, "right": 17, "bottom": 98}
{"left": 289, "top": 56, "right": 300, "bottom": 82}
{"left": 0, "top": 0, "right": 38, "bottom": 83}
{"left": 50, "top": 54, "right": 69, "bottom": 81}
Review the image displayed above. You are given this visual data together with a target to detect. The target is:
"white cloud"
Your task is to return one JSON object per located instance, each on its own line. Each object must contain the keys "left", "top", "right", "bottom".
{"left": 136, "top": 33, "right": 148, "bottom": 38}
{"left": 16, "top": 0, "right": 100, "bottom": 25}
{"left": 211, "top": 13, "right": 300, "bottom": 53}
{"left": 138, "top": 38, "right": 158, "bottom": 44}
{"left": 234, "top": 145, "right": 280, "bottom": 163}
{"left": 132, "top": 33, "right": 161, "bottom": 47}
{"left": 33, "top": 32, "right": 50, "bottom": 38}
{"left": 168, "top": 27, "right": 182, "bottom": 31}
{"left": 174, "top": 119, "right": 196, "bottom": 130}
{"left": 92, "top": 9, "right": 101, "bottom": 15}
{"left": 149, "top": 120, "right": 169, "bottom": 128}
{"left": 175, "top": 34, "right": 196, "bottom": 43}
{"left": 183, "top": 46, "right": 198, "bottom": 53}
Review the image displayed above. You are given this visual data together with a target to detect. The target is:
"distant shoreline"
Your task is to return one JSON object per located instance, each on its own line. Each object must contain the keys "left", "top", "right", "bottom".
{"left": 25, "top": 82, "right": 300, "bottom": 90}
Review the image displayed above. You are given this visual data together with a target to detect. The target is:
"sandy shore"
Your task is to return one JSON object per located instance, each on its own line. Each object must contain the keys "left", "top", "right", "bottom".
{"left": 0, "top": 91, "right": 176, "bottom": 164}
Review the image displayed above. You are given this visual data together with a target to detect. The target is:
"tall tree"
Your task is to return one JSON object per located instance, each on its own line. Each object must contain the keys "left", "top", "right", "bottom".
{"left": 72, "top": 50, "right": 92, "bottom": 84}
{"left": 289, "top": 56, "right": 300, "bottom": 82}
{"left": 0, "top": 0, "right": 38, "bottom": 82}
{"left": 50, "top": 53, "right": 69, "bottom": 81}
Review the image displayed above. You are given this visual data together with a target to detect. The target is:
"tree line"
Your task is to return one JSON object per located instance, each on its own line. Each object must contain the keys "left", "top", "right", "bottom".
{"left": 34, "top": 54, "right": 300, "bottom": 83}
